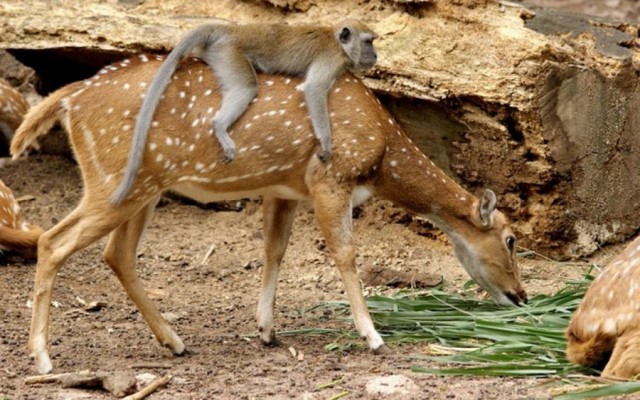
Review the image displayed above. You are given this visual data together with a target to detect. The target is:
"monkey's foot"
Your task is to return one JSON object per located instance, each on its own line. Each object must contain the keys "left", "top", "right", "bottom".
{"left": 222, "top": 149, "right": 236, "bottom": 164}
{"left": 316, "top": 149, "right": 332, "bottom": 163}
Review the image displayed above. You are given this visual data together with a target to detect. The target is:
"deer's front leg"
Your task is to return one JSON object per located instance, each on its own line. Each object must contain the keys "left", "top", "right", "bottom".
{"left": 257, "top": 197, "right": 299, "bottom": 345}
{"left": 311, "top": 182, "right": 388, "bottom": 353}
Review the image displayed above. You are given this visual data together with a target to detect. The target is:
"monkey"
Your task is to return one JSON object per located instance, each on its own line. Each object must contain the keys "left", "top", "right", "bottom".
{"left": 112, "top": 19, "right": 378, "bottom": 205}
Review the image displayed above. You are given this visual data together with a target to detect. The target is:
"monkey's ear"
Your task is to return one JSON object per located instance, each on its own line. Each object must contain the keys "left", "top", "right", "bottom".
{"left": 339, "top": 27, "right": 352, "bottom": 43}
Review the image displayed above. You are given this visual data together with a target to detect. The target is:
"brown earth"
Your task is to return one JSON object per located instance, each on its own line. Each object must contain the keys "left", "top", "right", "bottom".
{"left": 2, "top": 1, "right": 639, "bottom": 399}
{"left": 0, "top": 154, "right": 615, "bottom": 399}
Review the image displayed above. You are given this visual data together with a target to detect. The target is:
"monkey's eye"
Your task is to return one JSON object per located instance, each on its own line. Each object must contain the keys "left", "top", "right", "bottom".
{"left": 505, "top": 236, "right": 516, "bottom": 252}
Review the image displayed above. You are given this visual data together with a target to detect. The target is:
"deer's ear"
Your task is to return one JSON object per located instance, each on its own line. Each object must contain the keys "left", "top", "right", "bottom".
{"left": 477, "top": 189, "right": 497, "bottom": 229}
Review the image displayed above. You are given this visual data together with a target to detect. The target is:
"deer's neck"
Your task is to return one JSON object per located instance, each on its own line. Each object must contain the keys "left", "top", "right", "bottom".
{"left": 372, "top": 128, "right": 475, "bottom": 230}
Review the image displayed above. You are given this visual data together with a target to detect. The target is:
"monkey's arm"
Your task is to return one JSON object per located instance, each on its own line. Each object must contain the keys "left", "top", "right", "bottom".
{"left": 301, "top": 60, "right": 344, "bottom": 162}
{"left": 111, "top": 25, "right": 223, "bottom": 205}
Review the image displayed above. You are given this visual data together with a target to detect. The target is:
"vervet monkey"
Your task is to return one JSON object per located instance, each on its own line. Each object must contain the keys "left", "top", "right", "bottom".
{"left": 112, "top": 20, "right": 378, "bottom": 205}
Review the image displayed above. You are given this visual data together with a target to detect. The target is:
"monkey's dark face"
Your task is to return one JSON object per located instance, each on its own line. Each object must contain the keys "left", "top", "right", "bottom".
{"left": 337, "top": 23, "right": 378, "bottom": 71}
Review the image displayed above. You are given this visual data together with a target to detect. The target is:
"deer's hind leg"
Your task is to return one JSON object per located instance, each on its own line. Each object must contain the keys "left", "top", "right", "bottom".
{"left": 29, "top": 198, "right": 139, "bottom": 374}
{"left": 103, "top": 195, "right": 186, "bottom": 356}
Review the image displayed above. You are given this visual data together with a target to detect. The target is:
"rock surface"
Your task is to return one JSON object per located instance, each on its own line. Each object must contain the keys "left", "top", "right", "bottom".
{"left": 1, "top": 0, "right": 639, "bottom": 257}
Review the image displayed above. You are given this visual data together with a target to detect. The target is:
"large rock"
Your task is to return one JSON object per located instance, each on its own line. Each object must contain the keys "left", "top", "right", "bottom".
{"left": 1, "top": 0, "right": 639, "bottom": 258}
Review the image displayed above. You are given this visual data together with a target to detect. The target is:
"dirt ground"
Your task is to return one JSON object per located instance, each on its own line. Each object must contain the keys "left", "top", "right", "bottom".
{"left": 1, "top": 1, "right": 638, "bottom": 399}
{"left": 0, "top": 154, "right": 617, "bottom": 400}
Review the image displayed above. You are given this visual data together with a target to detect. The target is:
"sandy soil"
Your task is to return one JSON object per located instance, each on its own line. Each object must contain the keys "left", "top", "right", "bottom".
{"left": 1, "top": 1, "right": 636, "bottom": 399}
{"left": 0, "top": 154, "right": 612, "bottom": 399}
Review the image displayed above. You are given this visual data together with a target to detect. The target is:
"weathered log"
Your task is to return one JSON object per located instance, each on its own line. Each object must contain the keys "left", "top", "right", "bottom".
{"left": 1, "top": 0, "right": 639, "bottom": 258}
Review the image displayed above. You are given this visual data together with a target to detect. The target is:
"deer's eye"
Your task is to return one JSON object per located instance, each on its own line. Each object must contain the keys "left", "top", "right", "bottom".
{"left": 505, "top": 236, "right": 516, "bottom": 252}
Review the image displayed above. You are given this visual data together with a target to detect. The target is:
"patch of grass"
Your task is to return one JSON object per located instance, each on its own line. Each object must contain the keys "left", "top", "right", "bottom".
{"left": 286, "top": 273, "right": 640, "bottom": 398}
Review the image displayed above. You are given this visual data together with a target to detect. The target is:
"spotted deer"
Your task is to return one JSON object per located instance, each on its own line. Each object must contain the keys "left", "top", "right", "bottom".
{"left": 566, "top": 235, "right": 640, "bottom": 378}
{"left": 0, "top": 78, "right": 29, "bottom": 146}
{"left": 0, "top": 178, "right": 43, "bottom": 255}
{"left": 11, "top": 54, "right": 527, "bottom": 374}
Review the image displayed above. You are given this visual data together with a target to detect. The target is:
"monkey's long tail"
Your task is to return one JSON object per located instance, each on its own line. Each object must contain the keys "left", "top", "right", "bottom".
{"left": 111, "top": 24, "right": 225, "bottom": 205}
{"left": 10, "top": 82, "right": 84, "bottom": 160}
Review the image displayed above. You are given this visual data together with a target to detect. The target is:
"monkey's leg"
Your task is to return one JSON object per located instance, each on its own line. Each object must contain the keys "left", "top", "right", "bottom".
{"left": 256, "top": 197, "right": 298, "bottom": 345}
{"left": 202, "top": 47, "right": 258, "bottom": 163}
{"left": 301, "top": 63, "right": 339, "bottom": 162}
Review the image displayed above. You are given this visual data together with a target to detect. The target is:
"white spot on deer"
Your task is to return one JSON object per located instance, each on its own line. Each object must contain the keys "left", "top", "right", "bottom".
{"left": 265, "top": 80, "right": 274, "bottom": 86}
{"left": 180, "top": 112, "right": 187, "bottom": 119}
{"left": 123, "top": 83, "right": 131, "bottom": 90}
{"left": 156, "top": 154, "right": 164, "bottom": 162}
{"left": 401, "top": 148, "right": 407, "bottom": 153}
{"left": 152, "top": 121, "right": 159, "bottom": 128}
{"left": 284, "top": 121, "right": 292, "bottom": 127}
{"left": 165, "top": 137, "right": 173, "bottom": 146}
{"left": 334, "top": 88, "right": 341, "bottom": 93}
{"left": 140, "top": 55, "right": 149, "bottom": 62}
{"left": 392, "top": 172, "right": 400, "bottom": 180}
{"left": 185, "top": 81, "right": 191, "bottom": 87}
{"left": 250, "top": 145, "right": 261, "bottom": 151}
{"left": 389, "top": 160, "right": 398, "bottom": 167}
{"left": 192, "top": 119, "right": 199, "bottom": 128}
{"left": 188, "top": 144, "right": 195, "bottom": 152}
{"left": 149, "top": 143, "right": 157, "bottom": 151}
{"left": 266, "top": 136, "right": 274, "bottom": 141}
{"left": 207, "top": 107, "right": 214, "bottom": 114}
{"left": 603, "top": 318, "right": 617, "bottom": 334}
{"left": 204, "top": 89, "right": 212, "bottom": 96}
{"left": 122, "top": 124, "right": 130, "bottom": 131}
{"left": 238, "top": 147, "right": 248, "bottom": 154}
{"left": 292, "top": 139, "right": 302, "bottom": 146}
{"left": 284, "top": 78, "right": 291, "bottom": 84}
{"left": 343, "top": 120, "right": 350, "bottom": 125}
{"left": 140, "top": 82, "right": 147, "bottom": 88}
{"left": 99, "top": 128, "right": 106, "bottom": 135}
{"left": 244, "top": 123, "right": 252, "bottom": 130}
{"left": 195, "top": 162, "right": 205, "bottom": 171}
{"left": 299, "top": 102, "right": 306, "bottom": 108}
{"left": 346, "top": 96, "right": 352, "bottom": 101}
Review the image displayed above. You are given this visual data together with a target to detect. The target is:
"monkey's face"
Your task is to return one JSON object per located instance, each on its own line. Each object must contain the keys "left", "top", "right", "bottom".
{"left": 336, "top": 22, "right": 378, "bottom": 71}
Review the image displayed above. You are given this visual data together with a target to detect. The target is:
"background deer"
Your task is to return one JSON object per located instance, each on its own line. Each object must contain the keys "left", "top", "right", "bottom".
{"left": 566, "top": 235, "right": 640, "bottom": 378}
{"left": 0, "top": 78, "right": 29, "bottom": 148}
{"left": 0, "top": 79, "right": 42, "bottom": 255}
{"left": 0, "top": 178, "right": 43, "bottom": 255}
{"left": 11, "top": 54, "right": 527, "bottom": 374}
